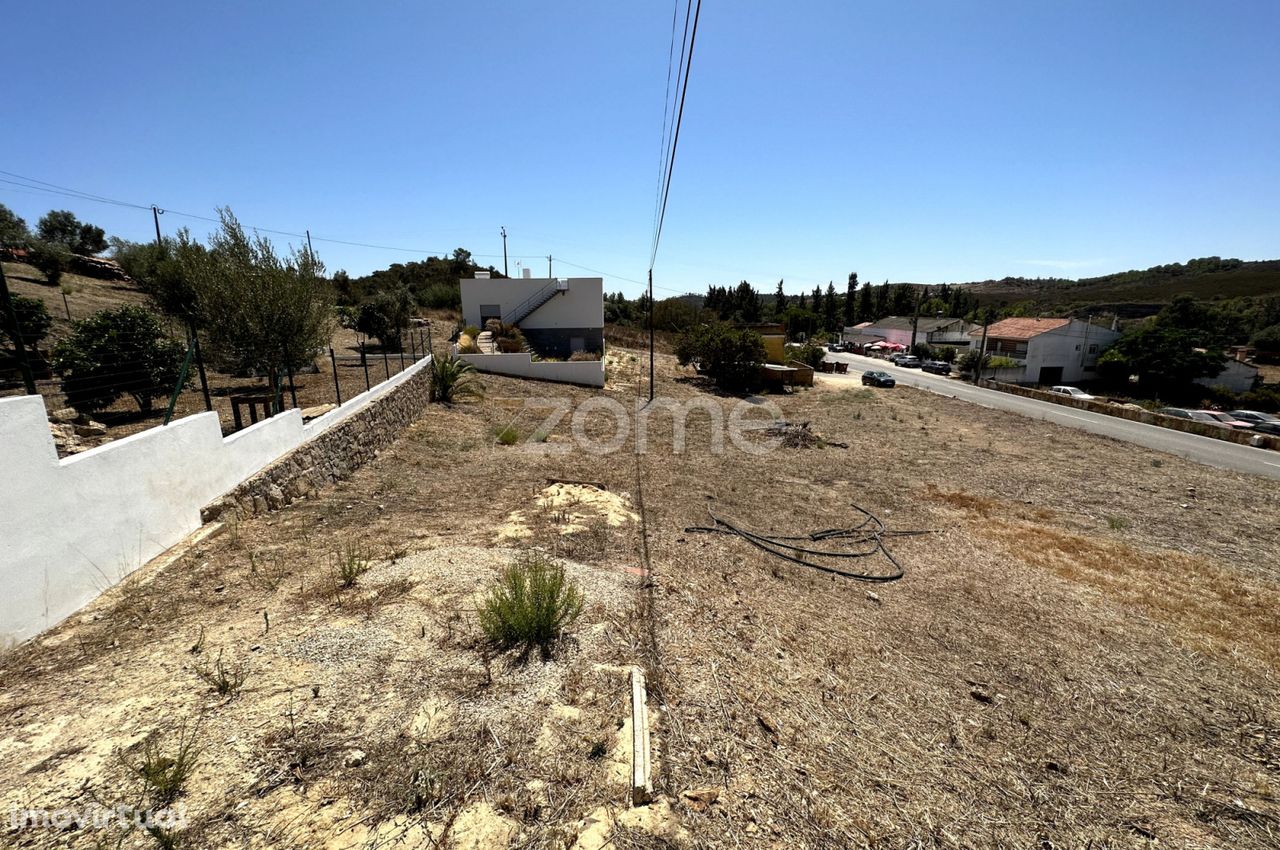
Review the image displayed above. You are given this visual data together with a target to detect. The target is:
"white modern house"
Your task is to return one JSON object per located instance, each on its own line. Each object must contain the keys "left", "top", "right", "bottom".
{"left": 457, "top": 272, "right": 605, "bottom": 387}
{"left": 972, "top": 317, "right": 1121, "bottom": 385}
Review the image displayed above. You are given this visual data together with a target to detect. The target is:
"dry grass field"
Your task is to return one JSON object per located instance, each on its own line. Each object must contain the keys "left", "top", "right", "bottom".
{"left": 2, "top": 346, "right": 1278, "bottom": 849}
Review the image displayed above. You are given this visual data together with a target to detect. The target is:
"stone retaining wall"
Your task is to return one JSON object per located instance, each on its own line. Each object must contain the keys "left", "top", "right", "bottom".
{"left": 978, "top": 379, "right": 1280, "bottom": 450}
{"left": 202, "top": 362, "right": 432, "bottom": 521}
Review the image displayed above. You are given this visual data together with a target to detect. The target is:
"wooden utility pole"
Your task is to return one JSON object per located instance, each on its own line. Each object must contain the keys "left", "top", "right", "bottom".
{"left": 547, "top": 255, "right": 553, "bottom": 280}
{"left": 500, "top": 227, "right": 508, "bottom": 277}
{"left": 648, "top": 269, "right": 655, "bottom": 402}
{"left": 0, "top": 260, "right": 37, "bottom": 394}
{"left": 306, "top": 230, "right": 314, "bottom": 255}
{"left": 152, "top": 206, "right": 164, "bottom": 243}
{"left": 974, "top": 311, "right": 990, "bottom": 386}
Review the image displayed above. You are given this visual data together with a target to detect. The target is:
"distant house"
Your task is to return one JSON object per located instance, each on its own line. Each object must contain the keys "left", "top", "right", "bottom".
{"left": 457, "top": 272, "right": 605, "bottom": 387}
{"left": 856, "top": 316, "right": 977, "bottom": 350}
{"left": 738, "top": 323, "right": 786, "bottom": 363}
{"left": 460, "top": 272, "right": 603, "bottom": 358}
{"left": 971, "top": 317, "right": 1121, "bottom": 385}
{"left": 1194, "top": 357, "right": 1260, "bottom": 394}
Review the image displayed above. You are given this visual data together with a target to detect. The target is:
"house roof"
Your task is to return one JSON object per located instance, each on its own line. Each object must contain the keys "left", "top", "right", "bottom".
{"left": 866, "top": 316, "right": 964, "bottom": 333}
{"left": 844, "top": 333, "right": 887, "bottom": 346}
{"left": 974, "top": 317, "right": 1071, "bottom": 340}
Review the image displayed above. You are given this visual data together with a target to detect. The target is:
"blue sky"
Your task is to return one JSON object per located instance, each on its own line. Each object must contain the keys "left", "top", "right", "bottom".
{"left": 5, "top": 0, "right": 1277, "bottom": 298}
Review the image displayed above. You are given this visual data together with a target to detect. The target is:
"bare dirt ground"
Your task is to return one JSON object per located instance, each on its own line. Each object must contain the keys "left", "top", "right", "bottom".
{"left": 2, "top": 346, "right": 1278, "bottom": 849}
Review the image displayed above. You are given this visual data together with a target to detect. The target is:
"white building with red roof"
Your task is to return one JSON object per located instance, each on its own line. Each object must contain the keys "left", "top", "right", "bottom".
{"left": 971, "top": 317, "right": 1121, "bottom": 385}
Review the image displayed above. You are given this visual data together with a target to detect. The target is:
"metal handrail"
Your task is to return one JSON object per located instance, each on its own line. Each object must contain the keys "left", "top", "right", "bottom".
{"left": 504, "top": 280, "right": 566, "bottom": 325}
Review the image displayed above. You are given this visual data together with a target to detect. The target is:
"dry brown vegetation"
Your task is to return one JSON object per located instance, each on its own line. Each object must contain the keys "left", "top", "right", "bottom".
{"left": 1, "top": 346, "right": 1278, "bottom": 848}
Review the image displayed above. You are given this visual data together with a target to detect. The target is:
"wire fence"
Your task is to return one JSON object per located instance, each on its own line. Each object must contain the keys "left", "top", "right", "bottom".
{"left": 1, "top": 319, "right": 439, "bottom": 454}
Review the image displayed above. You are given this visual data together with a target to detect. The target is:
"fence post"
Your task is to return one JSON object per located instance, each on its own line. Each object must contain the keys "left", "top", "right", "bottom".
{"left": 190, "top": 324, "right": 213, "bottom": 412}
{"left": 382, "top": 346, "right": 390, "bottom": 381}
{"left": 399, "top": 340, "right": 406, "bottom": 372}
{"left": 329, "top": 347, "right": 342, "bottom": 406}
{"left": 286, "top": 363, "right": 298, "bottom": 409}
{"left": 427, "top": 322, "right": 433, "bottom": 357}
{"left": 163, "top": 339, "right": 196, "bottom": 425}
{"left": 361, "top": 340, "right": 371, "bottom": 391}
{"left": 410, "top": 329, "right": 417, "bottom": 361}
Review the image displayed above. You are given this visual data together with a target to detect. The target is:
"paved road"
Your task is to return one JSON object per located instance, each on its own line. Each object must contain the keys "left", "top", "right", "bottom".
{"left": 823, "top": 351, "right": 1280, "bottom": 482}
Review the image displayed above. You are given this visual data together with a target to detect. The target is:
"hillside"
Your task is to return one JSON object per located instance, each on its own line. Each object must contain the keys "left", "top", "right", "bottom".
{"left": 956, "top": 257, "right": 1280, "bottom": 316}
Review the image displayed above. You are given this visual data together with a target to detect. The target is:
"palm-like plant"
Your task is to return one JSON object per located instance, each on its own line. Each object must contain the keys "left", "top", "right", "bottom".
{"left": 429, "top": 353, "right": 484, "bottom": 403}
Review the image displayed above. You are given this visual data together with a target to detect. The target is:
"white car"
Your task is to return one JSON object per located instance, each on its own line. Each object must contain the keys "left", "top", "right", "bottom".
{"left": 1049, "top": 385, "right": 1097, "bottom": 401}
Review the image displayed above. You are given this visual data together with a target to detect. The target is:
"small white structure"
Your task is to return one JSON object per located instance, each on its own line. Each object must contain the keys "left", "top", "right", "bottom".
{"left": 971, "top": 317, "right": 1121, "bottom": 385}
{"left": 1195, "top": 359, "right": 1261, "bottom": 393}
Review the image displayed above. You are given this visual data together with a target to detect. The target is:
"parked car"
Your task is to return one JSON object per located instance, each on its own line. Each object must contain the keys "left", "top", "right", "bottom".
{"left": 861, "top": 370, "right": 896, "bottom": 388}
{"left": 1226, "top": 410, "right": 1279, "bottom": 426}
{"left": 1158, "top": 408, "right": 1229, "bottom": 427}
{"left": 898, "top": 355, "right": 922, "bottom": 368}
{"left": 1049, "top": 385, "right": 1097, "bottom": 401}
{"left": 1196, "top": 411, "right": 1254, "bottom": 429}
{"left": 921, "top": 360, "right": 952, "bottom": 375}
{"left": 887, "top": 353, "right": 905, "bottom": 364}
{"left": 1253, "top": 421, "right": 1280, "bottom": 436}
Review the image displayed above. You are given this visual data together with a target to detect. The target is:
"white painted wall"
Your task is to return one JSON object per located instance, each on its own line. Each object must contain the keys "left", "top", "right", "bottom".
{"left": 1024, "top": 320, "right": 1121, "bottom": 383}
{"left": 461, "top": 277, "right": 603, "bottom": 329}
{"left": 1195, "top": 360, "right": 1261, "bottom": 393}
{"left": 0, "top": 354, "right": 432, "bottom": 648}
{"left": 456, "top": 351, "right": 605, "bottom": 387}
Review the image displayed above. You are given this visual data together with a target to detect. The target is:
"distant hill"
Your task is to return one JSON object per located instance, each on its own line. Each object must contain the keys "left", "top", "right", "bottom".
{"left": 953, "top": 257, "right": 1280, "bottom": 317}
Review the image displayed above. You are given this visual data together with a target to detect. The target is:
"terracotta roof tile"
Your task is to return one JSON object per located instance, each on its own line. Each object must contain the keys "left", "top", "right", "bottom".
{"left": 972, "top": 317, "right": 1070, "bottom": 340}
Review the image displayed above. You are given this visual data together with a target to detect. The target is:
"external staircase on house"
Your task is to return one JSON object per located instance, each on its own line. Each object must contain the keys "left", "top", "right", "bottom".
{"left": 503, "top": 279, "right": 569, "bottom": 325}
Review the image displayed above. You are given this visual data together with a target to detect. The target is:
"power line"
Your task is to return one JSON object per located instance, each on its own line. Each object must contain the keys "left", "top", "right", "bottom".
{"left": 1, "top": 170, "right": 680, "bottom": 292}
{"left": 649, "top": 0, "right": 701, "bottom": 270}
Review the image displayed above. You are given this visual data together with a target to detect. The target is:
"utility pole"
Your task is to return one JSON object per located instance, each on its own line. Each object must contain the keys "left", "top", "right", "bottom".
{"left": 155, "top": 204, "right": 211, "bottom": 409}
{"left": 648, "top": 269, "right": 655, "bottom": 402}
{"left": 151, "top": 206, "right": 164, "bottom": 243}
{"left": 306, "top": 229, "right": 314, "bottom": 256}
{"left": 974, "top": 310, "right": 990, "bottom": 386}
{"left": 500, "top": 227, "right": 508, "bottom": 277}
{"left": 910, "top": 286, "right": 922, "bottom": 352}
{"left": 0, "top": 260, "right": 37, "bottom": 394}
{"left": 547, "top": 255, "right": 553, "bottom": 280}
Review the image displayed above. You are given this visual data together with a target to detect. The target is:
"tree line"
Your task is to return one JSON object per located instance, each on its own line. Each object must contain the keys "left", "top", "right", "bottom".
{"left": 606, "top": 274, "right": 982, "bottom": 339}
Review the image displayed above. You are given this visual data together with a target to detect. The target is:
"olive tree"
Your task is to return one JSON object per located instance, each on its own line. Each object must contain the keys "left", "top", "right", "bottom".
{"left": 182, "top": 208, "right": 334, "bottom": 386}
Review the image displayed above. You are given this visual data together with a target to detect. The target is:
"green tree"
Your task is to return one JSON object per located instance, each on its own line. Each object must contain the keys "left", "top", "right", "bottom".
{"left": 774, "top": 280, "right": 787, "bottom": 315}
{"left": 37, "top": 210, "right": 108, "bottom": 255}
{"left": 675, "top": 323, "right": 766, "bottom": 391}
{"left": 843, "top": 273, "right": 858, "bottom": 326}
{"left": 0, "top": 204, "right": 31, "bottom": 247}
{"left": 823, "top": 282, "right": 839, "bottom": 332}
{"left": 181, "top": 208, "right": 335, "bottom": 384}
{"left": 857, "top": 281, "right": 872, "bottom": 324}
{"left": 356, "top": 287, "right": 415, "bottom": 350}
{"left": 27, "top": 241, "right": 69, "bottom": 287}
{"left": 111, "top": 235, "right": 204, "bottom": 323}
{"left": 734, "top": 281, "right": 762, "bottom": 323}
{"left": 52, "top": 306, "right": 188, "bottom": 413}
{"left": 1252, "top": 322, "right": 1280, "bottom": 360}
{"left": 1097, "top": 323, "right": 1226, "bottom": 396}
{"left": 0, "top": 294, "right": 52, "bottom": 351}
